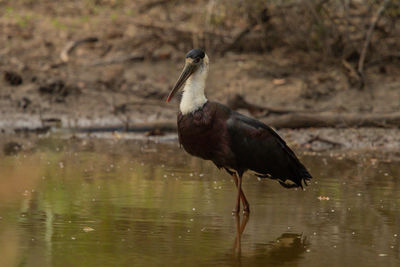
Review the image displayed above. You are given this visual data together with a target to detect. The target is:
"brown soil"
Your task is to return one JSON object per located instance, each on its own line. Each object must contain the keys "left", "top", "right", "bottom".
{"left": 0, "top": 1, "right": 399, "bottom": 148}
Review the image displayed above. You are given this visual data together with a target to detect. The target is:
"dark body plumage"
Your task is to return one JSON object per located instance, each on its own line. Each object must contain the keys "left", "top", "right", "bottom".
{"left": 178, "top": 101, "right": 312, "bottom": 188}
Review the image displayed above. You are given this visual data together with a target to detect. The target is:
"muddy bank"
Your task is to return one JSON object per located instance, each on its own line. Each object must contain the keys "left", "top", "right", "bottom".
{"left": 1, "top": 127, "right": 400, "bottom": 162}
{"left": 1, "top": 52, "right": 399, "bottom": 133}
{"left": 0, "top": 0, "right": 399, "bottom": 158}
{"left": 1, "top": 1, "right": 399, "bottom": 133}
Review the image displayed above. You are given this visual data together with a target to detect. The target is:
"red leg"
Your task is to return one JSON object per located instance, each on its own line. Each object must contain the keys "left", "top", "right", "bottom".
{"left": 233, "top": 176, "right": 241, "bottom": 214}
{"left": 232, "top": 173, "right": 250, "bottom": 214}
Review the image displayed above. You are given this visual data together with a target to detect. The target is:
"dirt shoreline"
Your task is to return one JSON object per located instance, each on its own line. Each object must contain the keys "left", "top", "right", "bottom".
{"left": 1, "top": 1, "right": 399, "bottom": 158}
{"left": 1, "top": 127, "right": 399, "bottom": 162}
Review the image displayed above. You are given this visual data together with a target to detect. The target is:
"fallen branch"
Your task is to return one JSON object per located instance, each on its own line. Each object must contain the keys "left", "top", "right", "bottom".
{"left": 73, "top": 121, "right": 177, "bottom": 133}
{"left": 230, "top": 95, "right": 400, "bottom": 129}
{"left": 306, "top": 135, "right": 343, "bottom": 147}
{"left": 357, "top": 0, "right": 391, "bottom": 87}
{"left": 263, "top": 112, "right": 400, "bottom": 129}
{"left": 60, "top": 37, "right": 98, "bottom": 62}
{"left": 10, "top": 112, "right": 400, "bottom": 134}
{"left": 113, "top": 101, "right": 176, "bottom": 114}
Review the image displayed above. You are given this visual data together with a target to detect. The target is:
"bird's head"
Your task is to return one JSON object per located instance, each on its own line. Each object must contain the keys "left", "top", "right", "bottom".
{"left": 166, "top": 48, "right": 209, "bottom": 103}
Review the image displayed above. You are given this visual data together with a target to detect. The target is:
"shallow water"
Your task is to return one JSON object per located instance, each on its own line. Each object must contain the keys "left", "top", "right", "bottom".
{"left": 0, "top": 138, "right": 399, "bottom": 266}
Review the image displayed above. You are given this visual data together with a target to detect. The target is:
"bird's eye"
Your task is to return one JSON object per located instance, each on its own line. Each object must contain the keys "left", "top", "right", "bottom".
{"left": 193, "top": 58, "right": 200, "bottom": 63}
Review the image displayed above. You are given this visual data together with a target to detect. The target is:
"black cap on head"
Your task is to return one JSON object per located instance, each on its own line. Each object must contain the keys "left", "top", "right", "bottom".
{"left": 186, "top": 49, "right": 205, "bottom": 59}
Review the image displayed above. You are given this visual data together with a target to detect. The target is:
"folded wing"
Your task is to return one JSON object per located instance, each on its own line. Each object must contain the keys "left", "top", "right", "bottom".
{"left": 227, "top": 112, "right": 312, "bottom": 188}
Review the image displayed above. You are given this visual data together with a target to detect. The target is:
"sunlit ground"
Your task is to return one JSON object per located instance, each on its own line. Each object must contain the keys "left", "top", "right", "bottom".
{"left": 0, "top": 137, "right": 399, "bottom": 266}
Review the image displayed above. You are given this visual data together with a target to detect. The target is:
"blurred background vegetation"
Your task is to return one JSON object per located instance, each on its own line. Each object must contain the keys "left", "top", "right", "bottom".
{"left": 1, "top": 0, "right": 399, "bottom": 77}
{"left": 0, "top": 0, "right": 399, "bottom": 131}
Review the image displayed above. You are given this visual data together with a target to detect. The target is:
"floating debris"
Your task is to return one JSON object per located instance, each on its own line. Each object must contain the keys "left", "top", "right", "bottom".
{"left": 317, "top": 196, "right": 330, "bottom": 200}
{"left": 83, "top": 226, "right": 95, "bottom": 232}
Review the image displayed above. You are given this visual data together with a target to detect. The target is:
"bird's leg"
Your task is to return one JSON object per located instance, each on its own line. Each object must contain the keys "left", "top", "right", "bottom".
{"left": 232, "top": 174, "right": 241, "bottom": 214}
{"left": 232, "top": 173, "right": 250, "bottom": 214}
{"left": 234, "top": 173, "right": 243, "bottom": 214}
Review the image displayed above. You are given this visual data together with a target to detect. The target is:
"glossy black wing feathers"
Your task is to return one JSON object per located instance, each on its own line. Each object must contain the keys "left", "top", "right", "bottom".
{"left": 227, "top": 111, "right": 312, "bottom": 188}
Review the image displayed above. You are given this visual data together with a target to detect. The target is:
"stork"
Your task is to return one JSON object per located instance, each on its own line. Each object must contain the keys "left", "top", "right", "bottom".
{"left": 166, "top": 49, "right": 312, "bottom": 214}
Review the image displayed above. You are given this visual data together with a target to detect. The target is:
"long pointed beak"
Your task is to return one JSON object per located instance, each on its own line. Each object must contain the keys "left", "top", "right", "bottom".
{"left": 166, "top": 62, "right": 196, "bottom": 103}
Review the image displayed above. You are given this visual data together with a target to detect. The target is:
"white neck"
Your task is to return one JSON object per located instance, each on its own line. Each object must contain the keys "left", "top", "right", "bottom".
{"left": 180, "top": 62, "right": 208, "bottom": 115}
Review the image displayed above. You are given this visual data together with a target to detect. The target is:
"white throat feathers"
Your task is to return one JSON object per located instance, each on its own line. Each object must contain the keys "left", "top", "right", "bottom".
{"left": 180, "top": 55, "right": 209, "bottom": 115}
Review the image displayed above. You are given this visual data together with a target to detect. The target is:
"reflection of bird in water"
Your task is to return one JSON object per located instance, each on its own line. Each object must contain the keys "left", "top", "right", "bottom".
{"left": 232, "top": 218, "right": 308, "bottom": 265}
{"left": 231, "top": 215, "right": 308, "bottom": 265}
{"left": 166, "top": 49, "right": 312, "bottom": 214}
{"left": 233, "top": 215, "right": 249, "bottom": 254}
{"left": 264, "top": 233, "right": 309, "bottom": 264}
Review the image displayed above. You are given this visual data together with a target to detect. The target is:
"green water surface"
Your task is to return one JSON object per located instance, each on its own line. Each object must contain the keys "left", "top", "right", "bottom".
{"left": 0, "top": 137, "right": 399, "bottom": 266}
